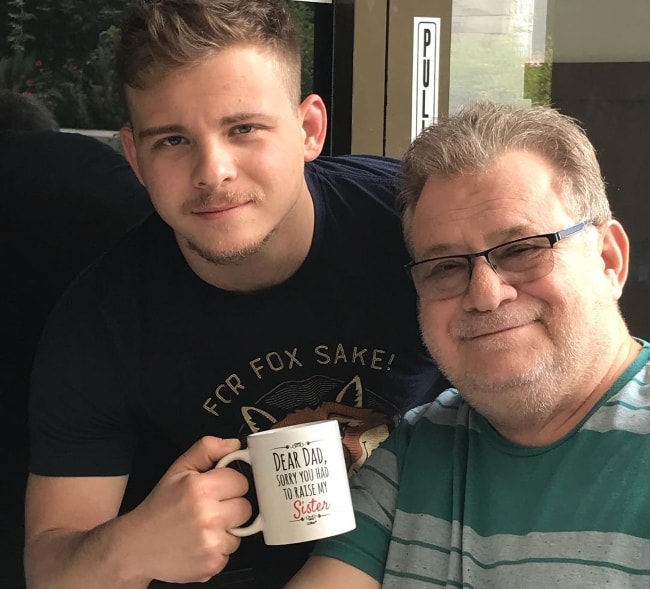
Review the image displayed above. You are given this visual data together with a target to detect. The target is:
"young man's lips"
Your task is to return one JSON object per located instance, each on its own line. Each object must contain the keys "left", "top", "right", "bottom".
{"left": 192, "top": 202, "right": 248, "bottom": 215}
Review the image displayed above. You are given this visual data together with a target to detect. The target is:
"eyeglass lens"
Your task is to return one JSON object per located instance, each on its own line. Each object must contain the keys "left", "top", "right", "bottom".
{"left": 411, "top": 236, "right": 555, "bottom": 300}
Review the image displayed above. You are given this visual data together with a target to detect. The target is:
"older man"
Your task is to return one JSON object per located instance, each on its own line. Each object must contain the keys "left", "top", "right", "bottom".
{"left": 285, "top": 102, "right": 650, "bottom": 588}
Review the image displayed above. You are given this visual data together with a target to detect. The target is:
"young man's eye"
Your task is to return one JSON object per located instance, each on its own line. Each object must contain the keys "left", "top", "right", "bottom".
{"left": 232, "top": 124, "right": 254, "bottom": 135}
{"left": 162, "top": 135, "right": 185, "bottom": 147}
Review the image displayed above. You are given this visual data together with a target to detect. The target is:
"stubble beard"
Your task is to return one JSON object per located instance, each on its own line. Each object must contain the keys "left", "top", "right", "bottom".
{"left": 186, "top": 229, "right": 275, "bottom": 266}
{"left": 183, "top": 189, "right": 275, "bottom": 266}
{"left": 425, "top": 298, "right": 612, "bottom": 431}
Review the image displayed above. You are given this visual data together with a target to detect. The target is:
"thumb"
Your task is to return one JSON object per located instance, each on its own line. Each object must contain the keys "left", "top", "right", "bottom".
{"left": 168, "top": 436, "right": 242, "bottom": 475}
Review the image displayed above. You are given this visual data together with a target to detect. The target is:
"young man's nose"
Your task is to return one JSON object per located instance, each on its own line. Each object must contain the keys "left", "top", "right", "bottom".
{"left": 192, "top": 140, "right": 237, "bottom": 189}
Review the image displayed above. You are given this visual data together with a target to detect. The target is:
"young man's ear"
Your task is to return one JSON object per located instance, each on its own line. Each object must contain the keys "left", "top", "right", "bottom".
{"left": 599, "top": 220, "right": 630, "bottom": 300}
{"left": 299, "top": 94, "right": 328, "bottom": 162}
{"left": 120, "top": 126, "right": 145, "bottom": 185}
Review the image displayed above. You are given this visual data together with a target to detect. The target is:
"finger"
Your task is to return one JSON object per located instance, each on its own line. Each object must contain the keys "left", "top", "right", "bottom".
{"left": 222, "top": 532, "right": 242, "bottom": 556}
{"left": 221, "top": 496, "right": 254, "bottom": 532}
{"left": 200, "top": 462, "right": 250, "bottom": 500}
{"left": 169, "top": 437, "right": 241, "bottom": 476}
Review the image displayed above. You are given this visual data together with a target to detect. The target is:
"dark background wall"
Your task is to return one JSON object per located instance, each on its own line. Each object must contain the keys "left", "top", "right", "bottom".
{"left": 552, "top": 61, "right": 650, "bottom": 337}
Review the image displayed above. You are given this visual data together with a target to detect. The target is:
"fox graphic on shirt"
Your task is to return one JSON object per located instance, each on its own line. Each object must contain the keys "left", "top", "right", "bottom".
{"left": 241, "top": 375, "right": 390, "bottom": 476}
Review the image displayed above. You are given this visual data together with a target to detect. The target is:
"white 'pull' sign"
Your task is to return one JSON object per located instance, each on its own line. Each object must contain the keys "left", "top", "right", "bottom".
{"left": 411, "top": 17, "right": 441, "bottom": 141}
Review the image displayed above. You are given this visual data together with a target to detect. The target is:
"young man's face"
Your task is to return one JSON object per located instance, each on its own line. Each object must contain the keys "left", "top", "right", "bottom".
{"left": 121, "top": 45, "right": 325, "bottom": 275}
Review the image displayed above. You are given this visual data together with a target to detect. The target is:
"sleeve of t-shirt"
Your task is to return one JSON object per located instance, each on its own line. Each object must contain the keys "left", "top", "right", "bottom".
{"left": 28, "top": 273, "right": 137, "bottom": 476}
{"left": 310, "top": 432, "right": 403, "bottom": 582}
{"left": 307, "top": 154, "right": 401, "bottom": 215}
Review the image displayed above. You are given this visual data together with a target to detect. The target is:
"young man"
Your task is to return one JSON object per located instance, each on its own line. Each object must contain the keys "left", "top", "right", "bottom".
{"left": 24, "top": 2, "right": 446, "bottom": 588}
{"left": 286, "top": 102, "right": 650, "bottom": 588}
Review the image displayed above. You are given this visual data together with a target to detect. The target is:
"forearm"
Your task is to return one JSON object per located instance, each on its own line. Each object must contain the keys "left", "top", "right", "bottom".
{"left": 284, "top": 556, "right": 381, "bottom": 589}
{"left": 25, "top": 513, "right": 149, "bottom": 589}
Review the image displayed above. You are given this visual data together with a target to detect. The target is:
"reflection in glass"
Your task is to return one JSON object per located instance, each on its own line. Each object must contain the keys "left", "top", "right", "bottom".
{"left": 449, "top": 0, "right": 551, "bottom": 111}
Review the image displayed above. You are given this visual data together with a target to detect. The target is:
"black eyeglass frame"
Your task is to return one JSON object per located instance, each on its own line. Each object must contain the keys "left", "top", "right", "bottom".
{"left": 405, "top": 220, "right": 591, "bottom": 287}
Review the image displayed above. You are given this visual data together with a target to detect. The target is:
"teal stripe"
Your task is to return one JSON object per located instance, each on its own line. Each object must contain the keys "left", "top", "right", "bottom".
{"left": 391, "top": 535, "right": 451, "bottom": 555}
{"left": 396, "top": 424, "right": 649, "bottom": 537}
{"left": 312, "top": 512, "right": 392, "bottom": 583}
{"left": 631, "top": 376, "right": 648, "bottom": 386}
{"left": 603, "top": 400, "right": 650, "bottom": 410}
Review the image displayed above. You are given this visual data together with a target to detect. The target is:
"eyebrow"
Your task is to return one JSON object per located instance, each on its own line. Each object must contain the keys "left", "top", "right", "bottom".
{"left": 221, "top": 111, "right": 274, "bottom": 125}
{"left": 137, "top": 124, "right": 186, "bottom": 142}
{"left": 136, "top": 111, "right": 275, "bottom": 142}
{"left": 418, "top": 223, "right": 537, "bottom": 258}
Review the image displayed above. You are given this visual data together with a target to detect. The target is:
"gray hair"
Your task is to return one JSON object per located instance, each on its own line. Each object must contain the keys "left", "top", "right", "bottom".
{"left": 399, "top": 102, "right": 611, "bottom": 236}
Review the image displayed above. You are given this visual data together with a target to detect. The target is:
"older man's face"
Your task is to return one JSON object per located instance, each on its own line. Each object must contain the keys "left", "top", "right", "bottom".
{"left": 408, "top": 150, "right": 622, "bottom": 427}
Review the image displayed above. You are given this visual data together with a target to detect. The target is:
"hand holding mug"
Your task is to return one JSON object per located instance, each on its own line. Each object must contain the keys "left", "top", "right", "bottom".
{"left": 124, "top": 436, "right": 252, "bottom": 583}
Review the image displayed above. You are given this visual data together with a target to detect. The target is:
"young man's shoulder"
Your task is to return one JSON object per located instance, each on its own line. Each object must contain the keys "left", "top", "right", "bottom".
{"left": 309, "top": 154, "right": 400, "bottom": 178}
{"left": 306, "top": 154, "right": 402, "bottom": 215}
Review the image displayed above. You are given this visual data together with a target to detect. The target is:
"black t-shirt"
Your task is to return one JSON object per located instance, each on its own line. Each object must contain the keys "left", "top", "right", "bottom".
{"left": 29, "top": 154, "right": 447, "bottom": 588}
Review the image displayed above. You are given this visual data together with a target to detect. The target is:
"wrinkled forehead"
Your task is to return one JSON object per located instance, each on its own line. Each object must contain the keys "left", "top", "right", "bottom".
{"left": 405, "top": 153, "right": 573, "bottom": 257}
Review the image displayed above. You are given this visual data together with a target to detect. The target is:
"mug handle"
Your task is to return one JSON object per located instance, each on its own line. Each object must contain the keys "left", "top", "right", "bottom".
{"left": 215, "top": 449, "right": 264, "bottom": 537}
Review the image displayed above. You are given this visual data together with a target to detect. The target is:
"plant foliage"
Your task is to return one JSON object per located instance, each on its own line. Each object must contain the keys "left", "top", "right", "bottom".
{"left": 0, "top": 0, "right": 317, "bottom": 130}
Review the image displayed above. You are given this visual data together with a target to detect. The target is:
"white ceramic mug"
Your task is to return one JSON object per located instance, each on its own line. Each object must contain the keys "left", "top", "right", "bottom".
{"left": 216, "top": 419, "right": 356, "bottom": 545}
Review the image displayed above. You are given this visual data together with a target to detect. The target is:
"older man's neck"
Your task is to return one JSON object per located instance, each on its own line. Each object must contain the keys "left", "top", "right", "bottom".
{"left": 493, "top": 334, "right": 642, "bottom": 447}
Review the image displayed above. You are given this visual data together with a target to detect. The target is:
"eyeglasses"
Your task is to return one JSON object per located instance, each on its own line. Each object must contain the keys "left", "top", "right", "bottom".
{"left": 406, "top": 221, "right": 590, "bottom": 301}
